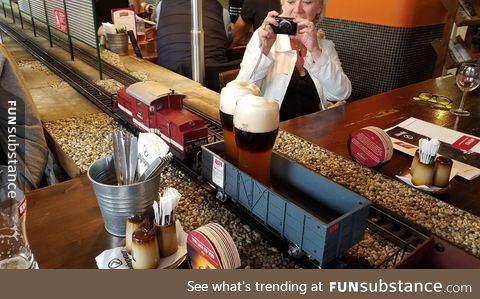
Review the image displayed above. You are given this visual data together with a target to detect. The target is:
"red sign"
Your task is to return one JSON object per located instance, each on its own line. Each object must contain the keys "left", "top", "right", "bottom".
{"left": 393, "top": 141, "right": 417, "bottom": 150}
{"left": 53, "top": 7, "right": 67, "bottom": 33}
{"left": 349, "top": 129, "right": 386, "bottom": 168}
{"left": 18, "top": 196, "right": 27, "bottom": 219}
{"left": 328, "top": 223, "right": 339, "bottom": 234}
{"left": 187, "top": 231, "right": 223, "bottom": 269}
{"left": 452, "top": 135, "right": 480, "bottom": 152}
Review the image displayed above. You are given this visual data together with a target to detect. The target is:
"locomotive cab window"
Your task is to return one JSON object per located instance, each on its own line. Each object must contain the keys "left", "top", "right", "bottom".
{"left": 156, "top": 100, "right": 165, "bottom": 111}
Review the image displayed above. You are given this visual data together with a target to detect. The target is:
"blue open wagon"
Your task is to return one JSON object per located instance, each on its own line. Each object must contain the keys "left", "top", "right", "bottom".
{"left": 201, "top": 141, "right": 370, "bottom": 267}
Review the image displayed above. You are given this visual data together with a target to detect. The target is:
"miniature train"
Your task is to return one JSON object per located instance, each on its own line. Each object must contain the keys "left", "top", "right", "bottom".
{"left": 114, "top": 81, "right": 208, "bottom": 158}
{"left": 202, "top": 142, "right": 370, "bottom": 267}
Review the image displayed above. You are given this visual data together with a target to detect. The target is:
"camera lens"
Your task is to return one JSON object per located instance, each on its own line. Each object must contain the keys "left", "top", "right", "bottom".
{"left": 279, "top": 20, "right": 292, "bottom": 32}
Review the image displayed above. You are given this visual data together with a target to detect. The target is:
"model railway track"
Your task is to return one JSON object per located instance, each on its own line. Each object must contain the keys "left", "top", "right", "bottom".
{"left": 9, "top": 17, "right": 225, "bottom": 143}
{"left": 0, "top": 18, "right": 430, "bottom": 267}
{"left": 368, "top": 204, "right": 428, "bottom": 249}
{"left": 0, "top": 21, "right": 122, "bottom": 123}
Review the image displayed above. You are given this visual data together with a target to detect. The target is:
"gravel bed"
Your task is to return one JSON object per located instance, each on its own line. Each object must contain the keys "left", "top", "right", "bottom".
{"left": 347, "top": 228, "right": 402, "bottom": 268}
{"left": 100, "top": 49, "right": 149, "bottom": 82}
{"left": 100, "top": 50, "right": 128, "bottom": 73}
{"left": 17, "top": 52, "right": 146, "bottom": 95}
{"left": 274, "top": 131, "right": 480, "bottom": 258}
{"left": 95, "top": 79, "right": 125, "bottom": 94}
{"left": 17, "top": 59, "right": 70, "bottom": 89}
{"left": 159, "top": 167, "right": 299, "bottom": 269}
{"left": 43, "top": 113, "right": 122, "bottom": 173}
{"left": 95, "top": 50, "right": 149, "bottom": 94}
{"left": 17, "top": 59, "right": 53, "bottom": 74}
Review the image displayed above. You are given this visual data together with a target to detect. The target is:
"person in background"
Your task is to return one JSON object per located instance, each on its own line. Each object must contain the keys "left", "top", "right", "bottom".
{"left": 232, "top": 0, "right": 281, "bottom": 46}
{"left": 95, "top": 0, "right": 130, "bottom": 28}
{"left": 0, "top": 44, "right": 48, "bottom": 191}
{"left": 236, "top": 0, "right": 351, "bottom": 122}
{"left": 155, "top": 0, "right": 229, "bottom": 79}
{"left": 154, "top": 0, "right": 162, "bottom": 27}
{"left": 155, "top": 0, "right": 232, "bottom": 42}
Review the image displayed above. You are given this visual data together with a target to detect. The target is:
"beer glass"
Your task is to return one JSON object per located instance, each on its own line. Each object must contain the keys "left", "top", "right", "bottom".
{"left": 219, "top": 80, "right": 260, "bottom": 165}
{"left": 234, "top": 95, "right": 279, "bottom": 186}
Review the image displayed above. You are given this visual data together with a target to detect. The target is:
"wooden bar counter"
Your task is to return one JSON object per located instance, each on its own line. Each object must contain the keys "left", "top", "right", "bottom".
{"left": 280, "top": 75, "right": 480, "bottom": 217}
{"left": 26, "top": 176, "right": 122, "bottom": 269}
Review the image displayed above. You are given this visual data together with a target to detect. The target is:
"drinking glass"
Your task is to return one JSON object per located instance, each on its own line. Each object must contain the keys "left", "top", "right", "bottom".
{"left": 451, "top": 63, "right": 480, "bottom": 116}
{"left": 0, "top": 167, "right": 37, "bottom": 269}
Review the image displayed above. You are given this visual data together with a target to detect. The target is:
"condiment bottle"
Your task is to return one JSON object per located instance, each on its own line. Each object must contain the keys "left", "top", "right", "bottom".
{"left": 131, "top": 228, "right": 159, "bottom": 269}
{"left": 433, "top": 156, "right": 453, "bottom": 188}
{"left": 410, "top": 150, "right": 420, "bottom": 175}
{"left": 126, "top": 214, "right": 148, "bottom": 254}
{"left": 412, "top": 139, "right": 439, "bottom": 187}
{"left": 412, "top": 161, "right": 435, "bottom": 186}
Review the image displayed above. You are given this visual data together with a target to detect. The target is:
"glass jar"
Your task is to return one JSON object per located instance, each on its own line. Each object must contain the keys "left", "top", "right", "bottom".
{"left": 0, "top": 166, "right": 37, "bottom": 269}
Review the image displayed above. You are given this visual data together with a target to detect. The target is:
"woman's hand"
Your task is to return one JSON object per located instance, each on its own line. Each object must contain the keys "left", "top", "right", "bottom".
{"left": 291, "top": 18, "right": 322, "bottom": 60}
{"left": 258, "top": 11, "right": 279, "bottom": 56}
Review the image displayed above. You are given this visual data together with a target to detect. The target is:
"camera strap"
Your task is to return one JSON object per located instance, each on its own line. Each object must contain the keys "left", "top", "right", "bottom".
{"left": 249, "top": 37, "right": 265, "bottom": 81}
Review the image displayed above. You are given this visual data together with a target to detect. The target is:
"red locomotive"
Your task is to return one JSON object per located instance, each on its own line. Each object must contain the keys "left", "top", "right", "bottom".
{"left": 115, "top": 81, "right": 208, "bottom": 158}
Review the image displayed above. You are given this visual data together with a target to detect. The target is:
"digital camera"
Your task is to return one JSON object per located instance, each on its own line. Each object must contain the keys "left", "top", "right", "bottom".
{"left": 272, "top": 17, "right": 297, "bottom": 35}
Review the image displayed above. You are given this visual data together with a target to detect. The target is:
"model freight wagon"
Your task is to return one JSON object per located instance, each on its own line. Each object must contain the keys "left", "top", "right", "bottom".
{"left": 115, "top": 81, "right": 208, "bottom": 158}
{"left": 202, "top": 141, "right": 370, "bottom": 267}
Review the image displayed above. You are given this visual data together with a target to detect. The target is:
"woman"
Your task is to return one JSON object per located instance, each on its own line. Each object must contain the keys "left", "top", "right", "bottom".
{"left": 236, "top": 0, "right": 351, "bottom": 121}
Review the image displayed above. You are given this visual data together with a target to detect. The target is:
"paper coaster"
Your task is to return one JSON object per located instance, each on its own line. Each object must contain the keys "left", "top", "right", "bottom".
{"left": 348, "top": 127, "right": 393, "bottom": 168}
{"left": 187, "top": 223, "right": 240, "bottom": 269}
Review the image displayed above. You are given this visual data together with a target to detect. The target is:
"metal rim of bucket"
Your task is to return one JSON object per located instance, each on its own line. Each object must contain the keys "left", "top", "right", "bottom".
{"left": 87, "top": 155, "right": 162, "bottom": 188}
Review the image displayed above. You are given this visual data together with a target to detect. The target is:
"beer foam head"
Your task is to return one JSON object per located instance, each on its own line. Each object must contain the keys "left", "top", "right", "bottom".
{"left": 234, "top": 94, "right": 279, "bottom": 133}
{"left": 220, "top": 80, "right": 260, "bottom": 115}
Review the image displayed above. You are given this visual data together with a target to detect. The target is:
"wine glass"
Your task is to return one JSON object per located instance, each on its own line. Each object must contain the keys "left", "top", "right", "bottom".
{"left": 451, "top": 63, "right": 480, "bottom": 116}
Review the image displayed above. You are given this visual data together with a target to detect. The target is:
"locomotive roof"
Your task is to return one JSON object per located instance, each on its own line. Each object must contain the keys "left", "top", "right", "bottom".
{"left": 126, "top": 81, "right": 173, "bottom": 105}
{"left": 159, "top": 109, "right": 200, "bottom": 124}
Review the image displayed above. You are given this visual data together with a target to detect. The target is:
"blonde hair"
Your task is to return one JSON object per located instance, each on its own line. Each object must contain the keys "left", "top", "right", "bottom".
{"left": 280, "top": 0, "right": 327, "bottom": 23}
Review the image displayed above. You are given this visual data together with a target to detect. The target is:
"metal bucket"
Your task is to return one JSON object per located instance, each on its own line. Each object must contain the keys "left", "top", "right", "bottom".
{"left": 87, "top": 156, "right": 159, "bottom": 237}
{"left": 107, "top": 33, "right": 128, "bottom": 56}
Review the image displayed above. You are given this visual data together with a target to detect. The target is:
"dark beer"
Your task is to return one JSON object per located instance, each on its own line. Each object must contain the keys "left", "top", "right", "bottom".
{"left": 235, "top": 128, "right": 279, "bottom": 185}
{"left": 234, "top": 95, "right": 279, "bottom": 186}
{"left": 219, "top": 111, "right": 236, "bottom": 164}
{"left": 219, "top": 80, "right": 260, "bottom": 165}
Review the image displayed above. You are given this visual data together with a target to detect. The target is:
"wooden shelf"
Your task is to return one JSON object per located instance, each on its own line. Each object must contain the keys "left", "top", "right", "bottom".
{"left": 445, "top": 36, "right": 477, "bottom": 69}
{"left": 456, "top": 9, "right": 480, "bottom": 26}
{"left": 438, "top": 0, "right": 480, "bottom": 71}
{"left": 456, "top": 0, "right": 480, "bottom": 26}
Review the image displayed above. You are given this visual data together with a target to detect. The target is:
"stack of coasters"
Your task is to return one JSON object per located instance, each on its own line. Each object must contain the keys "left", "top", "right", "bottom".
{"left": 187, "top": 223, "right": 241, "bottom": 269}
{"left": 348, "top": 126, "right": 393, "bottom": 168}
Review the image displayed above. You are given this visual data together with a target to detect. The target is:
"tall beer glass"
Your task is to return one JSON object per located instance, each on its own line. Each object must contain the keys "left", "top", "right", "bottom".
{"left": 219, "top": 80, "right": 260, "bottom": 165}
{"left": 234, "top": 95, "right": 279, "bottom": 186}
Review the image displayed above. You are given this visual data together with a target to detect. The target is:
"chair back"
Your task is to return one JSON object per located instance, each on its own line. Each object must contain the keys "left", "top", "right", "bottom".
{"left": 218, "top": 68, "right": 240, "bottom": 90}
{"left": 205, "top": 59, "right": 242, "bottom": 92}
